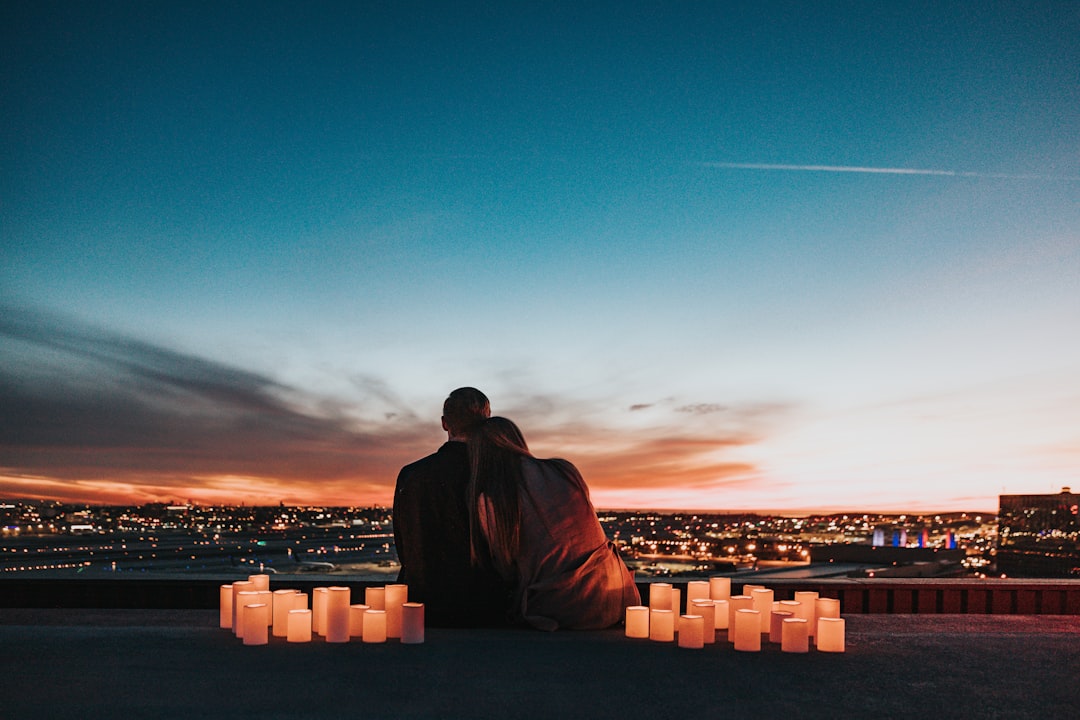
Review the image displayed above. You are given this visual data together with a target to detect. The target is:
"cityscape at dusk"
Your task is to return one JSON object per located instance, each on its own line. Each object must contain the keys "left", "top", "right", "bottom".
{"left": 3, "top": 2, "right": 1079, "bottom": 512}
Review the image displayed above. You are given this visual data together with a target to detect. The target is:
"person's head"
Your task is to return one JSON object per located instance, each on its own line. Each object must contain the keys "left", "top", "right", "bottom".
{"left": 441, "top": 387, "right": 491, "bottom": 440}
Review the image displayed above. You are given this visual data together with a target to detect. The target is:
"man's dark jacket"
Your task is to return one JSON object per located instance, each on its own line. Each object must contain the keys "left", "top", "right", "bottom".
{"left": 393, "top": 441, "right": 509, "bottom": 627}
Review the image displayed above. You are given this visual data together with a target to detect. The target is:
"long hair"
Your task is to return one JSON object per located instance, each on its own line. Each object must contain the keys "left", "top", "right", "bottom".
{"left": 467, "top": 417, "right": 531, "bottom": 569}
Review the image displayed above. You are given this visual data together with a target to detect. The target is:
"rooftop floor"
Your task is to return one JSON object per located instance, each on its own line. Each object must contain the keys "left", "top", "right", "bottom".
{"left": 2, "top": 609, "right": 1077, "bottom": 719}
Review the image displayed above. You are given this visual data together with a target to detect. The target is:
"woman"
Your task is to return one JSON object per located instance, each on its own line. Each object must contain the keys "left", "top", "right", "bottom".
{"left": 467, "top": 417, "right": 640, "bottom": 630}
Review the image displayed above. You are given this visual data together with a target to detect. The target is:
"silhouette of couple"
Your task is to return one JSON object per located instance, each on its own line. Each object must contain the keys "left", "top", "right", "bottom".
{"left": 393, "top": 387, "right": 640, "bottom": 630}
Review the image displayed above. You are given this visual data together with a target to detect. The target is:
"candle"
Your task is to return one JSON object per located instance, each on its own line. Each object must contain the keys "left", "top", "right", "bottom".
{"left": 231, "top": 580, "right": 254, "bottom": 634}
{"left": 816, "top": 597, "right": 840, "bottom": 622}
{"left": 713, "top": 599, "right": 730, "bottom": 630}
{"left": 287, "top": 609, "right": 312, "bottom": 643}
{"left": 385, "top": 583, "right": 408, "bottom": 639}
{"left": 671, "top": 588, "right": 682, "bottom": 632}
{"left": 625, "top": 605, "right": 649, "bottom": 639}
{"left": 733, "top": 609, "right": 762, "bottom": 652}
{"left": 709, "top": 576, "right": 731, "bottom": 601}
{"left": 794, "top": 591, "right": 819, "bottom": 636}
{"left": 742, "top": 583, "right": 764, "bottom": 595}
{"left": 325, "top": 586, "right": 351, "bottom": 643}
{"left": 293, "top": 592, "right": 308, "bottom": 611}
{"left": 649, "top": 609, "right": 674, "bottom": 642}
{"left": 649, "top": 583, "right": 672, "bottom": 611}
{"left": 781, "top": 617, "right": 809, "bottom": 653}
{"left": 363, "top": 609, "right": 387, "bottom": 643}
{"left": 219, "top": 584, "right": 233, "bottom": 629}
{"left": 727, "top": 595, "right": 752, "bottom": 642}
{"left": 402, "top": 602, "right": 425, "bottom": 644}
{"left": 273, "top": 589, "right": 299, "bottom": 637}
{"left": 248, "top": 574, "right": 270, "bottom": 592}
{"left": 313, "top": 587, "right": 329, "bottom": 636}
{"left": 256, "top": 590, "right": 273, "bottom": 626}
{"left": 365, "top": 586, "right": 386, "bottom": 611}
{"left": 750, "top": 588, "right": 774, "bottom": 632}
{"left": 690, "top": 600, "right": 716, "bottom": 644}
{"left": 817, "top": 617, "right": 846, "bottom": 652}
{"left": 235, "top": 590, "right": 261, "bottom": 640}
{"left": 770, "top": 610, "right": 793, "bottom": 643}
{"left": 678, "top": 615, "right": 704, "bottom": 649}
{"left": 686, "top": 581, "right": 710, "bottom": 605}
{"left": 242, "top": 603, "right": 269, "bottom": 645}
{"left": 350, "top": 604, "right": 369, "bottom": 637}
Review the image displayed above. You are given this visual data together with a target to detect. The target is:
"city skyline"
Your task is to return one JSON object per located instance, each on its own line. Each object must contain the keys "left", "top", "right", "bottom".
{"left": 3, "top": 2, "right": 1079, "bottom": 511}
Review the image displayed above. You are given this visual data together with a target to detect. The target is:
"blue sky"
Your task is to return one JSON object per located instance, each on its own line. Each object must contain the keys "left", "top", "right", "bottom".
{"left": 2, "top": 1, "right": 1078, "bottom": 510}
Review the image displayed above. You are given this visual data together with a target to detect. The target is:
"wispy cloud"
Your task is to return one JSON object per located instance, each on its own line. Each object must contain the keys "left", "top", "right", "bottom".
{"left": 699, "top": 161, "right": 1080, "bottom": 181}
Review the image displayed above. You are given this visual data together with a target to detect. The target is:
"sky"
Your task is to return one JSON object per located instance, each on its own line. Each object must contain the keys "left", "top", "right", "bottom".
{"left": 2, "top": 1, "right": 1078, "bottom": 512}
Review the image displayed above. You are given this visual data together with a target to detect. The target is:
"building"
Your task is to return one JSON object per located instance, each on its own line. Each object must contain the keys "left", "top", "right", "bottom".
{"left": 997, "top": 488, "right": 1080, "bottom": 577}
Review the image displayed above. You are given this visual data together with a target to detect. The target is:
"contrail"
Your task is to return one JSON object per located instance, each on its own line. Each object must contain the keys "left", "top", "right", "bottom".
{"left": 699, "top": 162, "right": 1079, "bottom": 181}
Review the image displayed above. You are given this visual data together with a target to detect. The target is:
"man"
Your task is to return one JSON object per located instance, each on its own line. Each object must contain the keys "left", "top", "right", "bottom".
{"left": 392, "top": 387, "right": 508, "bottom": 626}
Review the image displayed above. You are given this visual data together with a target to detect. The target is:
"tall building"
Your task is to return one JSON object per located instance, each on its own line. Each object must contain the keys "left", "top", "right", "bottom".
{"left": 997, "top": 488, "right": 1080, "bottom": 577}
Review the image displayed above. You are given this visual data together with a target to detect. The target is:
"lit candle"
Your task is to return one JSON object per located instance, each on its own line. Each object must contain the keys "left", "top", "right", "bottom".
{"left": 219, "top": 584, "right": 233, "bottom": 629}
{"left": 363, "top": 609, "right": 387, "bottom": 643}
{"left": 742, "top": 584, "right": 764, "bottom": 595}
{"left": 815, "top": 597, "right": 840, "bottom": 622}
{"left": 625, "top": 605, "right": 649, "bottom": 639}
{"left": 385, "top": 583, "right": 408, "bottom": 639}
{"left": 733, "top": 609, "right": 761, "bottom": 651}
{"left": 649, "top": 583, "right": 672, "bottom": 611}
{"left": 256, "top": 590, "right": 273, "bottom": 626}
{"left": 709, "top": 576, "right": 731, "bottom": 601}
{"left": 350, "top": 604, "right": 369, "bottom": 637}
{"left": 671, "top": 588, "right": 682, "bottom": 632}
{"left": 313, "top": 587, "right": 329, "bottom": 636}
{"left": 649, "top": 609, "right": 674, "bottom": 642}
{"left": 690, "top": 600, "right": 716, "bottom": 644}
{"left": 817, "top": 617, "right": 845, "bottom": 652}
{"left": 231, "top": 580, "right": 254, "bottom": 634}
{"left": 235, "top": 590, "right": 261, "bottom": 640}
{"left": 686, "top": 581, "right": 710, "bottom": 605}
{"left": 273, "top": 589, "right": 299, "bottom": 637}
{"left": 794, "top": 591, "right": 819, "bottom": 637}
{"left": 365, "top": 586, "right": 386, "bottom": 611}
{"left": 781, "top": 617, "right": 809, "bottom": 653}
{"left": 325, "top": 586, "right": 352, "bottom": 643}
{"left": 248, "top": 574, "right": 270, "bottom": 592}
{"left": 242, "top": 603, "right": 269, "bottom": 645}
{"left": 750, "top": 588, "right": 774, "bottom": 632}
{"left": 727, "top": 595, "right": 752, "bottom": 642}
{"left": 402, "top": 602, "right": 425, "bottom": 644}
{"left": 713, "top": 599, "right": 730, "bottom": 630}
{"left": 678, "top": 615, "right": 704, "bottom": 649}
{"left": 287, "top": 609, "right": 312, "bottom": 643}
{"left": 293, "top": 592, "right": 308, "bottom": 611}
{"left": 769, "top": 610, "right": 793, "bottom": 643}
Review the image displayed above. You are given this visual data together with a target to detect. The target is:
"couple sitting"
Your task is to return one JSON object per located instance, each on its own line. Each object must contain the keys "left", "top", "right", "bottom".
{"left": 393, "top": 387, "right": 640, "bottom": 630}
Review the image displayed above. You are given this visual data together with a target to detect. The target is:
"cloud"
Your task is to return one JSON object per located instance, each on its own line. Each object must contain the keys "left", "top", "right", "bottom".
{"left": 699, "top": 161, "right": 1080, "bottom": 181}
{"left": 628, "top": 403, "right": 653, "bottom": 412}
{"left": 676, "top": 403, "right": 727, "bottom": 415}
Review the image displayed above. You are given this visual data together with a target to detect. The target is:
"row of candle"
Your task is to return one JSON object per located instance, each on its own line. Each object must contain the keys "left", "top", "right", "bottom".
{"left": 626, "top": 580, "right": 846, "bottom": 652}
{"left": 219, "top": 575, "right": 424, "bottom": 646}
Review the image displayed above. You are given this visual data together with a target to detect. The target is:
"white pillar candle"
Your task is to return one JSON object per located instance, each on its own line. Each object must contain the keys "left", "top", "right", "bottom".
{"left": 709, "top": 576, "right": 731, "bottom": 601}
{"left": 385, "top": 583, "right": 408, "bottom": 639}
{"left": 219, "top": 584, "right": 233, "bottom": 629}
{"left": 779, "top": 599, "right": 801, "bottom": 617}
{"left": 325, "top": 586, "right": 352, "bottom": 643}
{"left": 686, "top": 581, "right": 710, "bottom": 605}
{"left": 256, "top": 590, "right": 273, "bottom": 626}
{"left": 365, "top": 586, "right": 386, "bottom": 611}
{"left": 350, "top": 604, "right": 369, "bottom": 637}
{"left": 625, "top": 605, "right": 649, "bottom": 639}
{"left": 713, "top": 599, "right": 730, "bottom": 630}
{"left": 794, "top": 591, "right": 819, "bottom": 636}
{"left": 293, "top": 592, "right": 308, "bottom": 611}
{"left": 287, "top": 609, "right": 312, "bottom": 643}
{"left": 273, "top": 589, "right": 299, "bottom": 637}
{"left": 649, "top": 583, "right": 672, "bottom": 611}
{"left": 235, "top": 590, "right": 261, "bottom": 640}
{"left": 750, "top": 588, "right": 774, "bottom": 632}
{"left": 678, "top": 615, "right": 704, "bottom": 649}
{"left": 402, "top": 602, "right": 425, "bottom": 644}
{"left": 742, "top": 584, "right": 764, "bottom": 595}
{"left": 727, "top": 595, "right": 752, "bottom": 642}
{"left": 671, "top": 588, "right": 681, "bottom": 632}
{"left": 816, "top": 597, "right": 840, "bottom": 621}
{"left": 649, "top": 609, "right": 674, "bottom": 642}
{"left": 733, "top": 609, "right": 762, "bottom": 652}
{"left": 690, "top": 600, "right": 716, "bottom": 644}
{"left": 770, "top": 610, "right": 793, "bottom": 643}
{"left": 242, "top": 603, "right": 269, "bottom": 645}
{"left": 231, "top": 580, "right": 254, "bottom": 634}
{"left": 248, "top": 574, "right": 270, "bottom": 592}
{"left": 817, "top": 617, "right": 846, "bottom": 652}
{"left": 313, "top": 587, "right": 329, "bottom": 636}
{"left": 781, "top": 617, "right": 809, "bottom": 653}
{"left": 363, "top": 609, "right": 387, "bottom": 643}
